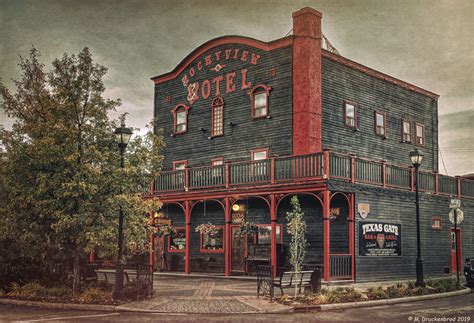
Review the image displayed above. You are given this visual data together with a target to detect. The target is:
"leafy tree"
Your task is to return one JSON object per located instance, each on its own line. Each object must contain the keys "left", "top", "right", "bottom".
{"left": 286, "top": 195, "right": 308, "bottom": 297}
{"left": 0, "top": 47, "right": 163, "bottom": 296}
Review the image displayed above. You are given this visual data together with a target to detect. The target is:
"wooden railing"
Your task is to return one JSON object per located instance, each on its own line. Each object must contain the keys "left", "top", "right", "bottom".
{"left": 330, "top": 254, "right": 352, "bottom": 279}
{"left": 152, "top": 150, "right": 474, "bottom": 199}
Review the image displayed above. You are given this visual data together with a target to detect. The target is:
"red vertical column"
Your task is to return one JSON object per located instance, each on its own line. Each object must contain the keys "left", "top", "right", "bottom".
{"left": 456, "top": 176, "right": 461, "bottom": 198}
{"left": 184, "top": 201, "right": 191, "bottom": 274}
{"left": 381, "top": 160, "right": 387, "bottom": 188}
{"left": 323, "top": 190, "right": 330, "bottom": 282}
{"left": 270, "top": 194, "right": 277, "bottom": 278}
{"left": 225, "top": 197, "right": 231, "bottom": 276}
{"left": 149, "top": 210, "right": 154, "bottom": 269}
{"left": 89, "top": 251, "right": 94, "bottom": 263}
{"left": 323, "top": 149, "right": 330, "bottom": 179}
{"left": 349, "top": 194, "right": 355, "bottom": 281}
{"left": 350, "top": 154, "right": 356, "bottom": 184}
{"left": 410, "top": 168, "right": 415, "bottom": 192}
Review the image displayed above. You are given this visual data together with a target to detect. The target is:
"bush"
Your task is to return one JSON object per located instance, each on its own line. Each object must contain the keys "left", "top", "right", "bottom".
{"left": 367, "top": 286, "right": 387, "bottom": 300}
{"left": 123, "top": 280, "right": 152, "bottom": 300}
{"left": 7, "top": 282, "right": 48, "bottom": 299}
{"left": 78, "top": 288, "right": 112, "bottom": 303}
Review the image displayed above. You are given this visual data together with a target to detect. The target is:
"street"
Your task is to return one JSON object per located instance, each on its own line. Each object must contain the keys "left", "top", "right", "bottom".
{"left": 0, "top": 291, "right": 472, "bottom": 322}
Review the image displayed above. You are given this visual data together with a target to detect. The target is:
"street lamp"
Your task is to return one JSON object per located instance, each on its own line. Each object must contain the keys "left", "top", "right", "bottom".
{"left": 112, "top": 122, "right": 133, "bottom": 300}
{"left": 409, "top": 148, "right": 425, "bottom": 287}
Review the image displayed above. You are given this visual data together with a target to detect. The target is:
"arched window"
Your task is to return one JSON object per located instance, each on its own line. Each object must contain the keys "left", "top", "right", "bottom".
{"left": 249, "top": 84, "right": 271, "bottom": 119}
{"left": 171, "top": 104, "right": 190, "bottom": 135}
{"left": 211, "top": 97, "right": 224, "bottom": 137}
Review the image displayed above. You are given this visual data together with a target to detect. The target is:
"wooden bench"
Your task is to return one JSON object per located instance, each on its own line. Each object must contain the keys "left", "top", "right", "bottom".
{"left": 273, "top": 270, "right": 313, "bottom": 295}
{"left": 95, "top": 270, "right": 130, "bottom": 284}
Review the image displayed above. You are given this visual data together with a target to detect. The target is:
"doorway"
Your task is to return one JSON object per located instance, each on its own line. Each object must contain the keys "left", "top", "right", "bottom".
{"left": 231, "top": 226, "right": 247, "bottom": 273}
{"left": 153, "top": 235, "right": 164, "bottom": 271}
{"left": 450, "top": 228, "right": 462, "bottom": 273}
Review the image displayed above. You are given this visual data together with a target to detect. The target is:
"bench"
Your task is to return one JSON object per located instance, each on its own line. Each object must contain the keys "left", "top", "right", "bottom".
{"left": 95, "top": 270, "right": 130, "bottom": 284}
{"left": 273, "top": 270, "right": 314, "bottom": 295}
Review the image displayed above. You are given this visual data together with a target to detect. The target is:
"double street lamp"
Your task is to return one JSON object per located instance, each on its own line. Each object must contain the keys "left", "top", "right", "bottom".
{"left": 112, "top": 122, "right": 133, "bottom": 300}
{"left": 409, "top": 148, "right": 425, "bottom": 287}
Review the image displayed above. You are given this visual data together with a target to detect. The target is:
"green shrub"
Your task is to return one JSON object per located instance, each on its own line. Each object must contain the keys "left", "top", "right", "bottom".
{"left": 123, "top": 280, "right": 152, "bottom": 300}
{"left": 367, "top": 286, "right": 387, "bottom": 300}
{"left": 46, "top": 287, "right": 72, "bottom": 299}
{"left": 7, "top": 282, "right": 48, "bottom": 299}
{"left": 78, "top": 288, "right": 112, "bottom": 303}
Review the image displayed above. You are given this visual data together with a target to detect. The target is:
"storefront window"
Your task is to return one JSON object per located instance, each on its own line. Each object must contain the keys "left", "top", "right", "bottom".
{"left": 255, "top": 224, "right": 281, "bottom": 244}
{"left": 200, "top": 226, "right": 224, "bottom": 252}
{"left": 168, "top": 227, "right": 186, "bottom": 252}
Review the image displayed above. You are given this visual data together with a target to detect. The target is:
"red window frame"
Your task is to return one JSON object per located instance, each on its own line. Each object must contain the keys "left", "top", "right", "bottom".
{"left": 199, "top": 225, "right": 225, "bottom": 253}
{"left": 171, "top": 104, "right": 190, "bottom": 135}
{"left": 343, "top": 100, "right": 358, "bottom": 129}
{"left": 249, "top": 84, "right": 272, "bottom": 119}
{"left": 173, "top": 160, "right": 188, "bottom": 171}
{"left": 211, "top": 157, "right": 224, "bottom": 177}
{"left": 431, "top": 217, "right": 442, "bottom": 230}
{"left": 401, "top": 119, "right": 412, "bottom": 143}
{"left": 167, "top": 227, "right": 186, "bottom": 252}
{"left": 253, "top": 224, "right": 283, "bottom": 244}
{"left": 250, "top": 148, "right": 269, "bottom": 177}
{"left": 251, "top": 148, "right": 269, "bottom": 161}
{"left": 415, "top": 123, "right": 425, "bottom": 146}
{"left": 374, "top": 111, "right": 387, "bottom": 138}
{"left": 211, "top": 97, "right": 224, "bottom": 137}
{"left": 211, "top": 157, "right": 224, "bottom": 166}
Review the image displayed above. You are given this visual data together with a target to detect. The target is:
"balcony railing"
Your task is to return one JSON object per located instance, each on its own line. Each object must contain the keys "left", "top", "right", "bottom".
{"left": 151, "top": 150, "right": 474, "bottom": 199}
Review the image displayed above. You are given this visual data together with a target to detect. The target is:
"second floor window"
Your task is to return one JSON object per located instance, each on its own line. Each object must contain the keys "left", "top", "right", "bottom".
{"left": 173, "top": 160, "right": 187, "bottom": 171}
{"left": 402, "top": 120, "right": 411, "bottom": 142}
{"left": 375, "top": 111, "right": 386, "bottom": 137}
{"left": 250, "top": 85, "right": 271, "bottom": 119}
{"left": 172, "top": 104, "right": 190, "bottom": 134}
{"left": 211, "top": 97, "right": 224, "bottom": 137}
{"left": 344, "top": 101, "right": 357, "bottom": 128}
{"left": 416, "top": 123, "right": 425, "bottom": 146}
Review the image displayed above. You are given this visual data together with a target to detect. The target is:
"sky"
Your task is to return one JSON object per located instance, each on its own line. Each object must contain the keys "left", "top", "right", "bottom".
{"left": 0, "top": 0, "right": 473, "bottom": 175}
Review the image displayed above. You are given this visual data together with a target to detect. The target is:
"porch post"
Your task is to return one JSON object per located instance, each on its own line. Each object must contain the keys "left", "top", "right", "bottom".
{"left": 184, "top": 201, "right": 191, "bottom": 274}
{"left": 270, "top": 194, "right": 277, "bottom": 278}
{"left": 349, "top": 193, "right": 355, "bottom": 281}
{"left": 323, "top": 190, "right": 330, "bottom": 282}
{"left": 149, "top": 210, "right": 154, "bottom": 269}
{"left": 225, "top": 197, "right": 231, "bottom": 276}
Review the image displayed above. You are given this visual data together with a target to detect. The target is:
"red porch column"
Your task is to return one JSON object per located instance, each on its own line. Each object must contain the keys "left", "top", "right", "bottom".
{"left": 349, "top": 193, "right": 355, "bottom": 281}
{"left": 270, "top": 194, "right": 277, "bottom": 278}
{"left": 323, "top": 190, "right": 330, "bottom": 282}
{"left": 225, "top": 197, "right": 231, "bottom": 276}
{"left": 89, "top": 250, "right": 94, "bottom": 263}
{"left": 184, "top": 201, "right": 191, "bottom": 274}
{"left": 149, "top": 210, "right": 154, "bottom": 269}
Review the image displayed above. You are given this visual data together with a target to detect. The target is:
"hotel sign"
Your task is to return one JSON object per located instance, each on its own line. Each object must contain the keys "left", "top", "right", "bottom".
{"left": 359, "top": 222, "right": 402, "bottom": 257}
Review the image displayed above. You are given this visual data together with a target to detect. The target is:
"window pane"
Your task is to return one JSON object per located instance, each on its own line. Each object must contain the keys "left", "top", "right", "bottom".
{"left": 177, "top": 111, "right": 186, "bottom": 124}
{"left": 212, "top": 159, "right": 223, "bottom": 166}
{"left": 169, "top": 229, "right": 186, "bottom": 251}
{"left": 254, "top": 93, "right": 267, "bottom": 109}
{"left": 202, "top": 227, "right": 224, "bottom": 250}
{"left": 416, "top": 125, "right": 424, "bottom": 144}
{"left": 345, "top": 104, "right": 355, "bottom": 118}
{"left": 403, "top": 122, "right": 411, "bottom": 134}
{"left": 376, "top": 113, "right": 384, "bottom": 126}
{"left": 253, "top": 150, "right": 267, "bottom": 160}
{"left": 212, "top": 105, "right": 223, "bottom": 136}
{"left": 175, "top": 162, "right": 186, "bottom": 170}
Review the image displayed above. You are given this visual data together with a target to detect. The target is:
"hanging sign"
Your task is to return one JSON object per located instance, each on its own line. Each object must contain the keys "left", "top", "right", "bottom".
{"left": 449, "top": 209, "right": 464, "bottom": 225}
{"left": 153, "top": 218, "right": 172, "bottom": 226}
{"left": 232, "top": 212, "right": 245, "bottom": 224}
{"left": 359, "top": 222, "right": 402, "bottom": 257}
{"left": 357, "top": 203, "right": 370, "bottom": 219}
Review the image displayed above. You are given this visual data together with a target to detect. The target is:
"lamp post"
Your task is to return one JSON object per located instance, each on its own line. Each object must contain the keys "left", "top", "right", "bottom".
{"left": 112, "top": 122, "right": 133, "bottom": 300}
{"left": 409, "top": 148, "right": 425, "bottom": 287}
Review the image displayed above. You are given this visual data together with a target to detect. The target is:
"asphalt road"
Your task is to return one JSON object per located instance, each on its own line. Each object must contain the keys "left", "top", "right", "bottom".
{"left": 0, "top": 291, "right": 473, "bottom": 323}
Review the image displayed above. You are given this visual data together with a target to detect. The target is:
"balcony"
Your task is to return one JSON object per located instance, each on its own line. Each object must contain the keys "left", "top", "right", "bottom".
{"left": 151, "top": 150, "right": 474, "bottom": 199}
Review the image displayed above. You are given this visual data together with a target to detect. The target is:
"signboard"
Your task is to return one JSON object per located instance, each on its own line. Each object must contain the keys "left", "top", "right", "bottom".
{"left": 357, "top": 203, "right": 370, "bottom": 219}
{"left": 153, "top": 217, "right": 172, "bottom": 226}
{"left": 232, "top": 212, "right": 245, "bottom": 224}
{"left": 450, "top": 199, "right": 461, "bottom": 209}
{"left": 449, "top": 209, "right": 464, "bottom": 225}
{"left": 359, "top": 222, "right": 402, "bottom": 257}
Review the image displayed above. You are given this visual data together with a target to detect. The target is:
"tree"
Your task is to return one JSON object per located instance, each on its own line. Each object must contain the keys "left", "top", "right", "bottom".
{"left": 286, "top": 195, "right": 307, "bottom": 297}
{"left": 0, "top": 47, "right": 163, "bottom": 296}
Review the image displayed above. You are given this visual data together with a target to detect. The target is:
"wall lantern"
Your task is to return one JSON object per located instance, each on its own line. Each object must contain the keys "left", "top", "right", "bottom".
{"left": 232, "top": 204, "right": 240, "bottom": 212}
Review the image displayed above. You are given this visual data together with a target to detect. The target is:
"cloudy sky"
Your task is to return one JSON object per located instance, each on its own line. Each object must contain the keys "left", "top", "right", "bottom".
{"left": 0, "top": 0, "right": 472, "bottom": 175}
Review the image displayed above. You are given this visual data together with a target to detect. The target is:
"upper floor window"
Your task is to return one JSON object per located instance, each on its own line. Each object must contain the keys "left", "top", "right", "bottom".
{"left": 375, "top": 111, "right": 387, "bottom": 137}
{"left": 250, "top": 84, "right": 271, "bottom": 119}
{"left": 211, "top": 157, "right": 224, "bottom": 177}
{"left": 251, "top": 148, "right": 269, "bottom": 177}
{"left": 402, "top": 119, "right": 411, "bottom": 142}
{"left": 172, "top": 104, "right": 190, "bottom": 135}
{"left": 211, "top": 97, "right": 224, "bottom": 137}
{"left": 415, "top": 123, "right": 425, "bottom": 146}
{"left": 344, "top": 101, "right": 357, "bottom": 128}
{"left": 211, "top": 157, "right": 224, "bottom": 166}
{"left": 173, "top": 160, "right": 187, "bottom": 171}
{"left": 252, "top": 148, "right": 268, "bottom": 161}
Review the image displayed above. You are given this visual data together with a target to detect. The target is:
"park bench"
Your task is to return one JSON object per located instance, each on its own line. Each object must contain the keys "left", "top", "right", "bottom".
{"left": 95, "top": 270, "right": 130, "bottom": 284}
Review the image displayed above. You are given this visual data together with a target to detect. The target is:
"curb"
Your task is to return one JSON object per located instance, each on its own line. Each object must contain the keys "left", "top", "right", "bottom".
{"left": 292, "top": 287, "right": 472, "bottom": 312}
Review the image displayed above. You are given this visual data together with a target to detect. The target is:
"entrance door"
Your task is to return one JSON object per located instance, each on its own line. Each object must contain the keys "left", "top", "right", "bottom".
{"left": 451, "top": 228, "right": 462, "bottom": 273}
{"left": 231, "top": 226, "right": 246, "bottom": 272}
{"left": 154, "top": 236, "right": 164, "bottom": 271}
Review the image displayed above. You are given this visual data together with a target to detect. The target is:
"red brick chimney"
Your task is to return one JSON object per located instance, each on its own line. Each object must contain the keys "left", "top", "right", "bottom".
{"left": 292, "top": 7, "right": 323, "bottom": 155}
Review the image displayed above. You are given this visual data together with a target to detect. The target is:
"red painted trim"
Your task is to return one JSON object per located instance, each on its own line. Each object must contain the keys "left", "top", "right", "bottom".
{"left": 185, "top": 201, "right": 191, "bottom": 274}
{"left": 456, "top": 176, "right": 461, "bottom": 198}
{"left": 401, "top": 119, "right": 412, "bottom": 143}
{"left": 89, "top": 250, "right": 94, "bottom": 263}
{"left": 323, "top": 149, "right": 330, "bottom": 179}
{"left": 350, "top": 154, "right": 356, "bottom": 184}
{"left": 151, "top": 36, "right": 292, "bottom": 84}
{"left": 343, "top": 100, "right": 358, "bottom": 129}
{"left": 349, "top": 194, "right": 355, "bottom": 281}
{"left": 382, "top": 160, "right": 387, "bottom": 188}
{"left": 322, "top": 50, "right": 439, "bottom": 99}
{"left": 224, "top": 198, "right": 231, "bottom": 276}
{"left": 211, "top": 97, "right": 224, "bottom": 137}
{"left": 323, "top": 190, "right": 330, "bottom": 281}
{"left": 200, "top": 225, "right": 225, "bottom": 253}
{"left": 450, "top": 227, "right": 463, "bottom": 273}
{"left": 249, "top": 84, "right": 271, "bottom": 119}
{"left": 374, "top": 111, "right": 387, "bottom": 138}
{"left": 173, "top": 160, "right": 188, "bottom": 171}
{"left": 414, "top": 122, "right": 425, "bottom": 147}
{"left": 167, "top": 226, "right": 186, "bottom": 253}
{"left": 172, "top": 104, "right": 190, "bottom": 135}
